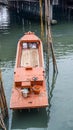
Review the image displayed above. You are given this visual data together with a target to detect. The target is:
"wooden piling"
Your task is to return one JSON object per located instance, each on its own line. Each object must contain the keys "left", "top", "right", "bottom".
{"left": 0, "top": 113, "right": 6, "bottom": 130}
{"left": 39, "top": 0, "right": 44, "bottom": 40}
{"left": 45, "top": 0, "right": 58, "bottom": 73}
{"left": 0, "top": 70, "right": 8, "bottom": 130}
{"left": 45, "top": 0, "right": 48, "bottom": 38}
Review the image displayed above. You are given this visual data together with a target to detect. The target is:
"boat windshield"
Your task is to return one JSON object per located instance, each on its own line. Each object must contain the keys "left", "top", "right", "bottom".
{"left": 29, "top": 43, "right": 37, "bottom": 49}
{"left": 22, "top": 42, "right": 37, "bottom": 49}
{"left": 22, "top": 43, "right": 28, "bottom": 49}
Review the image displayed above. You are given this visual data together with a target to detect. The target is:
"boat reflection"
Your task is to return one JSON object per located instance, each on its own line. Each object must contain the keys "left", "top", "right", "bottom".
{"left": 11, "top": 108, "right": 48, "bottom": 130}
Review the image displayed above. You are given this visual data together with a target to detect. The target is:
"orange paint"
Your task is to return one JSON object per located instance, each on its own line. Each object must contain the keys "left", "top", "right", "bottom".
{"left": 10, "top": 32, "right": 48, "bottom": 109}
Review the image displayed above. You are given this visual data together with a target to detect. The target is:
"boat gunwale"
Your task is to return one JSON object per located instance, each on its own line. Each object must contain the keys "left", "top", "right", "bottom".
{"left": 10, "top": 32, "right": 48, "bottom": 109}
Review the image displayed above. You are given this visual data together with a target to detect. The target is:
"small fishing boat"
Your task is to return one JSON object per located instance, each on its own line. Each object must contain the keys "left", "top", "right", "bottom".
{"left": 10, "top": 32, "right": 48, "bottom": 109}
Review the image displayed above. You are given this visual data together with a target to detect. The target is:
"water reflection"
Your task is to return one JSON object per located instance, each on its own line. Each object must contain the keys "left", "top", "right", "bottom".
{"left": 11, "top": 109, "right": 48, "bottom": 130}
{"left": 52, "top": 22, "right": 73, "bottom": 58}
{"left": 0, "top": 61, "right": 15, "bottom": 69}
{"left": 0, "top": 5, "right": 10, "bottom": 33}
{"left": 49, "top": 72, "right": 58, "bottom": 108}
{"left": 44, "top": 51, "right": 58, "bottom": 126}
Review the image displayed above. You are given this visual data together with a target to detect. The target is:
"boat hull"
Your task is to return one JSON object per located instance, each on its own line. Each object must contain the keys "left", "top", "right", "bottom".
{"left": 10, "top": 32, "right": 49, "bottom": 109}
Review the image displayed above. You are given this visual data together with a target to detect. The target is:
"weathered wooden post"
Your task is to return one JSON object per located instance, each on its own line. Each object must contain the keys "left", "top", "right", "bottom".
{"left": 45, "top": 0, "right": 58, "bottom": 73}
{"left": 39, "top": 0, "right": 44, "bottom": 40}
{"left": 0, "top": 70, "right": 8, "bottom": 130}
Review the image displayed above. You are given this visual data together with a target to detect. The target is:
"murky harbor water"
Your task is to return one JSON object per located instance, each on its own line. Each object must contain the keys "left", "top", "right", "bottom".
{"left": 0, "top": 5, "right": 73, "bottom": 130}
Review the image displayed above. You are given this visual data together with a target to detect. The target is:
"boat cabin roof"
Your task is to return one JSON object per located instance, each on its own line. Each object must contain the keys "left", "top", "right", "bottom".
{"left": 21, "top": 42, "right": 39, "bottom": 49}
{"left": 19, "top": 32, "right": 41, "bottom": 43}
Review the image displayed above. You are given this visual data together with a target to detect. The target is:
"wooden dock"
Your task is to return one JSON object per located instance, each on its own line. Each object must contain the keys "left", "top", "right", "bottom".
{"left": 0, "top": 70, "right": 8, "bottom": 130}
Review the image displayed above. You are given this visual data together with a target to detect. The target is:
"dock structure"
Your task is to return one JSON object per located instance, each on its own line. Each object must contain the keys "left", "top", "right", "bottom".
{"left": 0, "top": 0, "right": 72, "bottom": 21}
{"left": 0, "top": 70, "right": 8, "bottom": 130}
{"left": 7, "top": 0, "right": 59, "bottom": 22}
{"left": 0, "top": 0, "right": 8, "bottom": 5}
{"left": 0, "top": 0, "right": 73, "bottom": 20}
{"left": 8, "top": 0, "right": 43, "bottom": 19}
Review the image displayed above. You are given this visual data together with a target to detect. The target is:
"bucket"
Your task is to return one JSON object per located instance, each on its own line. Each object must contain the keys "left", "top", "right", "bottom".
{"left": 21, "top": 88, "right": 29, "bottom": 97}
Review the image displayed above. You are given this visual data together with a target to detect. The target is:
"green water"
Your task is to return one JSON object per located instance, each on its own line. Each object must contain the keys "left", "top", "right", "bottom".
{"left": 0, "top": 5, "right": 73, "bottom": 130}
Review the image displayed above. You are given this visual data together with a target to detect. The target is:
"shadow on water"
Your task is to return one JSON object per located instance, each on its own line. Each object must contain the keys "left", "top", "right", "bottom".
{"left": 11, "top": 108, "right": 48, "bottom": 130}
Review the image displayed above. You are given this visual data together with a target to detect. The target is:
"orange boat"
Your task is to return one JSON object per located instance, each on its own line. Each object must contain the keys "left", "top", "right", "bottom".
{"left": 10, "top": 32, "right": 48, "bottom": 109}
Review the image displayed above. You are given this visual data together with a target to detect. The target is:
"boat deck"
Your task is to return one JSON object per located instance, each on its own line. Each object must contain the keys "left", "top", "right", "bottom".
{"left": 21, "top": 48, "right": 39, "bottom": 67}
{"left": 10, "top": 81, "right": 48, "bottom": 109}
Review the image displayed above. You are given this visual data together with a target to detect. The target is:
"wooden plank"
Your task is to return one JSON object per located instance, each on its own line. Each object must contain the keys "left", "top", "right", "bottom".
{"left": 21, "top": 49, "right": 39, "bottom": 67}
{"left": 21, "top": 49, "right": 30, "bottom": 67}
{"left": 30, "top": 49, "right": 39, "bottom": 67}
